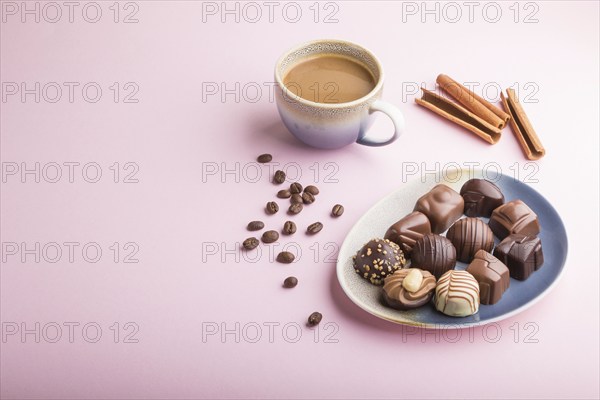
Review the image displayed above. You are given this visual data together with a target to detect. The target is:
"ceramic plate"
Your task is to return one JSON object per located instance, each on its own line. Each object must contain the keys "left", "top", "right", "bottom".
{"left": 336, "top": 170, "right": 568, "bottom": 328}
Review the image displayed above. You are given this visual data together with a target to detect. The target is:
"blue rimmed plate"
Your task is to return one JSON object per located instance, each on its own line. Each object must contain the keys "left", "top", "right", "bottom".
{"left": 336, "top": 170, "right": 568, "bottom": 328}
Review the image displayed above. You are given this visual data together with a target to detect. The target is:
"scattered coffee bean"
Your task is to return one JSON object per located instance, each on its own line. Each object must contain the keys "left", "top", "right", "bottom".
{"left": 283, "top": 276, "right": 298, "bottom": 288}
{"left": 277, "top": 251, "right": 295, "bottom": 263}
{"left": 247, "top": 221, "right": 265, "bottom": 231}
{"left": 273, "top": 170, "right": 286, "bottom": 184}
{"left": 262, "top": 230, "right": 279, "bottom": 244}
{"left": 304, "top": 185, "right": 319, "bottom": 195}
{"left": 307, "top": 222, "right": 323, "bottom": 234}
{"left": 332, "top": 204, "right": 344, "bottom": 217}
{"left": 307, "top": 312, "right": 323, "bottom": 326}
{"left": 282, "top": 221, "right": 297, "bottom": 235}
{"left": 266, "top": 201, "right": 279, "bottom": 215}
{"left": 242, "top": 237, "right": 259, "bottom": 250}
{"left": 288, "top": 203, "right": 303, "bottom": 215}
{"left": 277, "top": 189, "right": 291, "bottom": 199}
{"left": 290, "top": 182, "right": 303, "bottom": 194}
{"left": 257, "top": 153, "right": 272, "bottom": 163}
{"left": 302, "top": 192, "right": 315, "bottom": 204}
{"left": 290, "top": 194, "right": 303, "bottom": 204}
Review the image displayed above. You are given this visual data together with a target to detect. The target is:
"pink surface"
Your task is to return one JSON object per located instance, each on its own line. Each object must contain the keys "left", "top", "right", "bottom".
{"left": 1, "top": 1, "right": 599, "bottom": 399}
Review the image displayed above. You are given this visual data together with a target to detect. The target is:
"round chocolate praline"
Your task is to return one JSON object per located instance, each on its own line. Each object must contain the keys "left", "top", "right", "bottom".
{"left": 446, "top": 217, "right": 494, "bottom": 263}
{"left": 383, "top": 268, "right": 436, "bottom": 310}
{"left": 411, "top": 234, "right": 457, "bottom": 279}
{"left": 435, "top": 270, "right": 480, "bottom": 317}
{"left": 353, "top": 238, "right": 406, "bottom": 285}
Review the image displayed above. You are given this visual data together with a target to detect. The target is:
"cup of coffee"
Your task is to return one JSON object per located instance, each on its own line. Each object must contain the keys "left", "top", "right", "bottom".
{"left": 274, "top": 39, "right": 404, "bottom": 149}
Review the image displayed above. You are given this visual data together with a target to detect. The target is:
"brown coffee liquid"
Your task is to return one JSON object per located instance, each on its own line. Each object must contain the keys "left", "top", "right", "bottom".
{"left": 283, "top": 54, "right": 376, "bottom": 104}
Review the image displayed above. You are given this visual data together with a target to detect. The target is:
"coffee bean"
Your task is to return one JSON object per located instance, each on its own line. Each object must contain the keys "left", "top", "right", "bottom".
{"left": 273, "top": 170, "right": 286, "bottom": 184}
{"left": 262, "top": 230, "right": 279, "bottom": 244}
{"left": 282, "top": 221, "right": 297, "bottom": 235}
{"left": 302, "top": 192, "right": 315, "bottom": 204}
{"left": 307, "top": 312, "right": 322, "bottom": 326}
{"left": 247, "top": 221, "right": 265, "bottom": 231}
{"left": 242, "top": 237, "right": 259, "bottom": 250}
{"left": 277, "top": 189, "right": 291, "bottom": 199}
{"left": 266, "top": 201, "right": 279, "bottom": 215}
{"left": 277, "top": 251, "right": 295, "bottom": 264}
{"left": 288, "top": 203, "right": 303, "bottom": 215}
{"left": 290, "top": 194, "right": 303, "bottom": 204}
{"left": 257, "top": 153, "right": 272, "bottom": 163}
{"left": 290, "top": 182, "right": 303, "bottom": 194}
{"left": 283, "top": 276, "right": 298, "bottom": 288}
{"left": 332, "top": 204, "right": 344, "bottom": 217}
{"left": 307, "top": 222, "right": 323, "bottom": 234}
{"left": 304, "top": 185, "right": 319, "bottom": 195}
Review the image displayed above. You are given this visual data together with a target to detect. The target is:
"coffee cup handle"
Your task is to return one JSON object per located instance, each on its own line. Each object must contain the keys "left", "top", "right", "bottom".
{"left": 357, "top": 100, "right": 404, "bottom": 147}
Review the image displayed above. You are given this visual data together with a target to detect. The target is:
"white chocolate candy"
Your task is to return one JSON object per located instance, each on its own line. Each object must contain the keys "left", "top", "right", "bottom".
{"left": 435, "top": 270, "right": 480, "bottom": 317}
{"left": 402, "top": 268, "right": 423, "bottom": 293}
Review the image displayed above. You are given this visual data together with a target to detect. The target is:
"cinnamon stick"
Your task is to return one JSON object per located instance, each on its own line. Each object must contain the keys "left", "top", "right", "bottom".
{"left": 415, "top": 88, "right": 502, "bottom": 144}
{"left": 500, "top": 88, "right": 545, "bottom": 160}
{"left": 437, "top": 74, "right": 510, "bottom": 129}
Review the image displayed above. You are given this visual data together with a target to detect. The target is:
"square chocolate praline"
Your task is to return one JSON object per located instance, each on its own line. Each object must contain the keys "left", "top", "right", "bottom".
{"left": 413, "top": 184, "right": 464, "bottom": 234}
{"left": 466, "top": 250, "right": 510, "bottom": 305}
{"left": 493, "top": 234, "right": 544, "bottom": 281}
{"left": 489, "top": 199, "right": 540, "bottom": 240}
{"left": 384, "top": 211, "right": 431, "bottom": 258}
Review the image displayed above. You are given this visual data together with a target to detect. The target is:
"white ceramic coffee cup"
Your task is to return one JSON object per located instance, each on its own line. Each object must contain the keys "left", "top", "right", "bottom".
{"left": 274, "top": 39, "right": 404, "bottom": 149}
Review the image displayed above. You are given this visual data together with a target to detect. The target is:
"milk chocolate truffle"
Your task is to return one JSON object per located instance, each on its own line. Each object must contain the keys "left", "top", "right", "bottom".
{"left": 460, "top": 179, "right": 505, "bottom": 217}
{"left": 435, "top": 270, "right": 480, "bottom": 317}
{"left": 488, "top": 199, "right": 540, "bottom": 240}
{"left": 384, "top": 211, "right": 432, "bottom": 259}
{"left": 353, "top": 238, "right": 406, "bottom": 285}
{"left": 382, "top": 268, "right": 436, "bottom": 310}
{"left": 493, "top": 234, "right": 544, "bottom": 280}
{"left": 411, "top": 234, "right": 457, "bottom": 279}
{"left": 466, "top": 250, "right": 510, "bottom": 305}
{"left": 446, "top": 217, "right": 495, "bottom": 263}
{"left": 414, "top": 184, "right": 464, "bottom": 233}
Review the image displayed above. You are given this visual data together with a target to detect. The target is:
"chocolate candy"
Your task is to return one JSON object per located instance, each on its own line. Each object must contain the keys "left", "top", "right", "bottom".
{"left": 493, "top": 234, "right": 544, "bottom": 280}
{"left": 466, "top": 250, "right": 510, "bottom": 305}
{"left": 411, "top": 233, "right": 456, "bottom": 279}
{"left": 446, "top": 217, "right": 494, "bottom": 263}
{"left": 382, "top": 268, "right": 436, "bottom": 310}
{"left": 460, "top": 179, "right": 505, "bottom": 217}
{"left": 414, "top": 184, "right": 464, "bottom": 233}
{"left": 435, "top": 270, "right": 480, "bottom": 317}
{"left": 353, "top": 238, "right": 406, "bottom": 285}
{"left": 489, "top": 199, "right": 540, "bottom": 240}
{"left": 384, "top": 211, "right": 431, "bottom": 259}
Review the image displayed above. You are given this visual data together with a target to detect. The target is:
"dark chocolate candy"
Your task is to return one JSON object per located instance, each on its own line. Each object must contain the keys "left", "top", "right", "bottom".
{"left": 466, "top": 250, "right": 510, "bottom": 305}
{"left": 414, "top": 184, "right": 464, "bottom": 233}
{"left": 493, "top": 234, "right": 544, "bottom": 280}
{"left": 446, "top": 217, "right": 495, "bottom": 263}
{"left": 384, "top": 211, "right": 432, "bottom": 259}
{"left": 353, "top": 238, "right": 406, "bottom": 285}
{"left": 489, "top": 199, "right": 540, "bottom": 240}
{"left": 460, "top": 179, "right": 505, "bottom": 217}
{"left": 411, "top": 233, "right": 457, "bottom": 279}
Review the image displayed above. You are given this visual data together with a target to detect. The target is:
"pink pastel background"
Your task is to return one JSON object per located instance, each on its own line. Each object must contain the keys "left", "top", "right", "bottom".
{"left": 1, "top": 1, "right": 599, "bottom": 399}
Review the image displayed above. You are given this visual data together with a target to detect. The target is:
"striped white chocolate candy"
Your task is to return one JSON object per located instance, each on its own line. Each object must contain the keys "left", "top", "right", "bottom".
{"left": 435, "top": 270, "right": 480, "bottom": 317}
